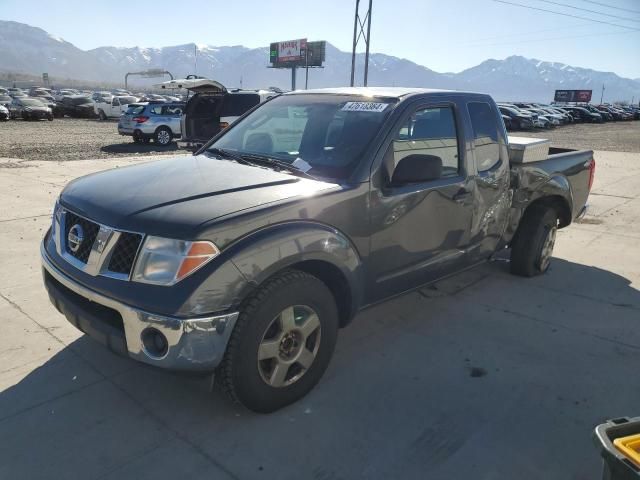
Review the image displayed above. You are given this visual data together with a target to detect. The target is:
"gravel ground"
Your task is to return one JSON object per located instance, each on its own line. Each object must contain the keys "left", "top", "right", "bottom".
{"left": 0, "top": 116, "right": 638, "bottom": 162}
{"left": 513, "top": 120, "right": 640, "bottom": 152}
{"left": 0, "top": 117, "right": 181, "bottom": 161}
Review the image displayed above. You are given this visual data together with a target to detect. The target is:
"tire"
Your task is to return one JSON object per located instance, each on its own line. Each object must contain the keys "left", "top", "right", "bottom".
{"left": 132, "top": 131, "right": 144, "bottom": 144}
{"left": 22, "top": 112, "right": 29, "bottom": 121}
{"left": 98, "top": 110, "right": 107, "bottom": 121}
{"left": 154, "top": 126, "right": 172, "bottom": 146}
{"left": 510, "top": 205, "right": 559, "bottom": 277}
{"left": 47, "top": 114, "right": 53, "bottom": 121}
{"left": 216, "top": 269, "right": 339, "bottom": 413}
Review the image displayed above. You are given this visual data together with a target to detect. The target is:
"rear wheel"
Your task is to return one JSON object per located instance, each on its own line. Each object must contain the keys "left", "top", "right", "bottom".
{"left": 510, "top": 205, "right": 558, "bottom": 277}
{"left": 216, "top": 270, "right": 339, "bottom": 413}
{"left": 154, "top": 127, "right": 172, "bottom": 146}
{"left": 132, "top": 130, "right": 148, "bottom": 144}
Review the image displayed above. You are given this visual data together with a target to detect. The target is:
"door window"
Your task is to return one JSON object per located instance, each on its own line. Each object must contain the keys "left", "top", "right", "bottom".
{"left": 390, "top": 106, "right": 460, "bottom": 178}
{"left": 151, "top": 104, "right": 183, "bottom": 116}
{"left": 467, "top": 102, "right": 500, "bottom": 172}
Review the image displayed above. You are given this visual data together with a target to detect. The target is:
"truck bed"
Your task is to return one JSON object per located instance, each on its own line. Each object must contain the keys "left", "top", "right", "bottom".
{"left": 505, "top": 143, "right": 594, "bottom": 241}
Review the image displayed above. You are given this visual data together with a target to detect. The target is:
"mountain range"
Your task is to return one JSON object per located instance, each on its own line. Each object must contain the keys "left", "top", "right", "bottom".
{"left": 1, "top": 20, "right": 638, "bottom": 102}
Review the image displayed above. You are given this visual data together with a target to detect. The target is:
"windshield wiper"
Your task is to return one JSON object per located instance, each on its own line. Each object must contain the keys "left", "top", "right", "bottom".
{"left": 207, "top": 147, "right": 251, "bottom": 165}
{"left": 238, "top": 153, "right": 319, "bottom": 180}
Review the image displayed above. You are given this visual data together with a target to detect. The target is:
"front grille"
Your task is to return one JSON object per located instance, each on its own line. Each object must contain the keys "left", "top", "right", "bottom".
{"left": 64, "top": 212, "right": 100, "bottom": 263}
{"left": 108, "top": 232, "right": 143, "bottom": 275}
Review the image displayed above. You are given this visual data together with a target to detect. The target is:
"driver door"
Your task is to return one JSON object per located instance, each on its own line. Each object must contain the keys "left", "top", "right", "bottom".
{"left": 111, "top": 98, "right": 120, "bottom": 116}
{"left": 367, "top": 103, "right": 475, "bottom": 301}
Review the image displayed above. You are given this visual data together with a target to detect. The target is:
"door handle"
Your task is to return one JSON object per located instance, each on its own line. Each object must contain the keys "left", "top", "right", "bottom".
{"left": 453, "top": 190, "right": 472, "bottom": 203}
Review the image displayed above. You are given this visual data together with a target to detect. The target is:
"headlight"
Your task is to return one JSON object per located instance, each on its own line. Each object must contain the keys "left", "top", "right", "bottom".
{"left": 132, "top": 236, "right": 220, "bottom": 286}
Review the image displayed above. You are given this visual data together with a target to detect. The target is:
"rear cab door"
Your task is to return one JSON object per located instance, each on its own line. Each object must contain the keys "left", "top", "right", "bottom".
{"left": 464, "top": 98, "right": 512, "bottom": 260}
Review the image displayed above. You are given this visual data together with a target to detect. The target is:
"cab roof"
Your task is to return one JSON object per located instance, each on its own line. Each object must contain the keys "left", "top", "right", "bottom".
{"left": 287, "top": 86, "right": 466, "bottom": 99}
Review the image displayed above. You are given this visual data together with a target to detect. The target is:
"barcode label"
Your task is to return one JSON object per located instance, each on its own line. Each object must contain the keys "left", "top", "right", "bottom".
{"left": 341, "top": 102, "right": 389, "bottom": 113}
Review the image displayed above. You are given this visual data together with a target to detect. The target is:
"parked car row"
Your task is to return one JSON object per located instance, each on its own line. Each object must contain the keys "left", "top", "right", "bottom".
{"left": 497, "top": 100, "right": 639, "bottom": 131}
{"left": 0, "top": 85, "right": 191, "bottom": 122}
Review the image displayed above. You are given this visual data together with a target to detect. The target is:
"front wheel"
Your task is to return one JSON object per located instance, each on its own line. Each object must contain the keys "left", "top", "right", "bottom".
{"left": 216, "top": 270, "right": 339, "bottom": 413}
{"left": 98, "top": 110, "right": 107, "bottom": 121}
{"left": 510, "top": 205, "right": 558, "bottom": 277}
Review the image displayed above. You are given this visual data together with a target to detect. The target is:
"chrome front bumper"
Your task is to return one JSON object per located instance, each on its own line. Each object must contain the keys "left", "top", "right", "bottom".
{"left": 41, "top": 242, "right": 238, "bottom": 371}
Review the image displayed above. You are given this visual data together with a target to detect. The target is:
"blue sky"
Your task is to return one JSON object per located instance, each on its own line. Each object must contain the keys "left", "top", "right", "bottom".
{"left": 2, "top": 0, "right": 639, "bottom": 78}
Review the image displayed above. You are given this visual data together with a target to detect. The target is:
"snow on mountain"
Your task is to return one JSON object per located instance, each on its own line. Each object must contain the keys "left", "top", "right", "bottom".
{"left": 1, "top": 21, "right": 638, "bottom": 102}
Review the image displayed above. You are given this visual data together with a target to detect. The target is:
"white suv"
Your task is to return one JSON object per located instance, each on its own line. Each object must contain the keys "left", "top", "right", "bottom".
{"left": 154, "top": 79, "right": 277, "bottom": 150}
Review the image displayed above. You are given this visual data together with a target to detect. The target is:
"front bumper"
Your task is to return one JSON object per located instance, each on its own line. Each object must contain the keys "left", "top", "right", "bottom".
{"left": 41, "top": 242, "right": 238, "bottom": 371}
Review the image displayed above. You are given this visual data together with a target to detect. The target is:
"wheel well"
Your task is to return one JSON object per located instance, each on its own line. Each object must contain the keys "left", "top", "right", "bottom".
{"left": 526, "top": 195, "right": 571, "bottom": 228}
{"left": 288, "top": 260, "right": 353, "bottom": 328}
{"left": 520, "top": 195, "right": 571, "bottom": 232}
{"left": 510, "top": 195, "right": 571, "bottom": 248}
{"left": 155, "top": 125, "right": 172, "bottom": 135}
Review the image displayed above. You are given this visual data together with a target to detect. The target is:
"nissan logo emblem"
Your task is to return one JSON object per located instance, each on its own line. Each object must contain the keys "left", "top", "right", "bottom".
{"left": 68, "top": 224, "right": 85, "bottom": 253}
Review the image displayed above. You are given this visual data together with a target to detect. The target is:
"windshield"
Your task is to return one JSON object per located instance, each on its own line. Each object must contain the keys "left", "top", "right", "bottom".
{"left": 21, "top": 98, "right": 45, "bottom": 106}
{"left": 69, "top": 97, "right": 92, "bottom": 105}
{"left": 208, "top": 94, "right": 396, "bottom": 180}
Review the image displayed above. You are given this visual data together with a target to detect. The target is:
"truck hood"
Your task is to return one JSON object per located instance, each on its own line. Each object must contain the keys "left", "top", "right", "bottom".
{"left": 60, "top": 154, "right": 337, "bottom": 237}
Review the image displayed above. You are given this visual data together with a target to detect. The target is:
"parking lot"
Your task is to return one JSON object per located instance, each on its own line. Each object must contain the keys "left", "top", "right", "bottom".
{"left": 0, "top": 120, "right": 639, "bottom": 478}
{"left": 0, "top": 118, "right": 181, "bottom": 162}
{"left": 1, "top": 116, "right": 639, "bottom": 164}
{"left": 516, "top": 120, "right": 640, "bottom": 153}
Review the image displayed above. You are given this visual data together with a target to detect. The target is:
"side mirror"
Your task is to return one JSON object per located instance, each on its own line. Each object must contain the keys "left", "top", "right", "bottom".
{"left": 391, "top": 154, "right": 442, "bottom": 185}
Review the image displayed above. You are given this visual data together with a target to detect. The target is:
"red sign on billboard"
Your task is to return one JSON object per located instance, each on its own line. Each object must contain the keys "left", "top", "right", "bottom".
{"left": 277, "top": 39, "right": 307, "bottom": 62}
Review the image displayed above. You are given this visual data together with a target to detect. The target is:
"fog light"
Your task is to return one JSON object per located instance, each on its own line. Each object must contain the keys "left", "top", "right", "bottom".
{"left": 141, "top": 327, "right": 169, "bottom": 359}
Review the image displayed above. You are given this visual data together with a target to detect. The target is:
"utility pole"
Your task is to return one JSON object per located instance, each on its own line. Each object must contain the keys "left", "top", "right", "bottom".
{"left": 291, "top": 67, "right": 297, "bottom": 91}
{"left": 600, "top": 84, "right": 605, "bottom": 104}
{"left": 305, "top": 48, "right": 309, "bottom": 89}
{"left": 194, "top": 44, "right": 198, "bottom": 75}
{"left": 350, "top": 0, "right": 373, "bottom": 87}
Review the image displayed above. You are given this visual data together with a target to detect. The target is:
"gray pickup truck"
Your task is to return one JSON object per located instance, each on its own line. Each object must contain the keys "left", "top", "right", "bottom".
{"left": 41, "top": 87, "right": 595, "bottom": 412}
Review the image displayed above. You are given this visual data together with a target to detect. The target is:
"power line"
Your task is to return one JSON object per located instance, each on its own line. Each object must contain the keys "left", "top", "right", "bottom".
{"left": 469, "top": 23, "right": 592, "bottom": 42}
{"left": 492, "top": 0, "right": 640, "bottom": 30}
{"left": 461, "top": 28, "right": 639, "bottom": 48}
{"left": 580, "top": 0, "right": 640, "bottom": 15}
{"left": 537, "top": 0, "right": 640, "bottom": 23}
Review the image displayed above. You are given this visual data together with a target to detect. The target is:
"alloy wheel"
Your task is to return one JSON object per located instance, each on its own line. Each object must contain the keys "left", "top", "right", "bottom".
{"left": 539, "top": 226, "right": 557, "bottom": 271}
{"left": 257, "top": 305, "right": 321, "bottom": 388}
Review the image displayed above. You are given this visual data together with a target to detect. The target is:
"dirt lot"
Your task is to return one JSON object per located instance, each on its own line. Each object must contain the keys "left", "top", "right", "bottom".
{"left": 0, "top": 118, "right": 181, "bottom": 162}
{"left": 514, "top": 120, "right": 640, "bottom": 152}
{"left": 0, "top": 116, "right": 638, "bottom": 162}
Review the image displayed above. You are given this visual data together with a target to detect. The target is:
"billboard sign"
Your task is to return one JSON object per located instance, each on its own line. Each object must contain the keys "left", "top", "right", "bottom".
{"left": 269, "top": 39, "right": 326, "bottom": 68}
{"left": 554, "top": 89, "right": 592, "bottom": 103}
{"left": 277, "top": 39, "right": 307, "bottom": 62}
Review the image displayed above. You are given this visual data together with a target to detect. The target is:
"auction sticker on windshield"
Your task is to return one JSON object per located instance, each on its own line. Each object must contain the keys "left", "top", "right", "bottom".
{"left": 341, "top": 102, "right": 389, "bottom": 113}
